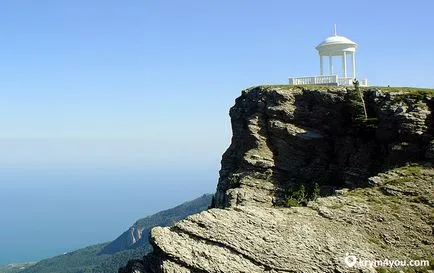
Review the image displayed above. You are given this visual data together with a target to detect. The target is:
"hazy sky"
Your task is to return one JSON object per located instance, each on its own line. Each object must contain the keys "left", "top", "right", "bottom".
{"left": 1, "top": 0, "right": 434, "bottom": 168}
{"left": 1, "top": 0, "right": 433, "bottom": 265}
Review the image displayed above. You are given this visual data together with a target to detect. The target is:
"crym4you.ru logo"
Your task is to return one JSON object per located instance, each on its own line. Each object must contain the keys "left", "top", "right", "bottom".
{"left": 344, "top": 253, "right": 430, "bottom": 268}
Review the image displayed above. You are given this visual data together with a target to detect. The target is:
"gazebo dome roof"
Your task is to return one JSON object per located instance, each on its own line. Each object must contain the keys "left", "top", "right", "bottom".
{"left": 316, "top": 35, "right": 357, "bottom": 50}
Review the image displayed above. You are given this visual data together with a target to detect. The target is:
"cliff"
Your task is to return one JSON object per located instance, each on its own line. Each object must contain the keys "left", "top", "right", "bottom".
{"left": 120, "top": 86, "right": 434, "bottom": 273}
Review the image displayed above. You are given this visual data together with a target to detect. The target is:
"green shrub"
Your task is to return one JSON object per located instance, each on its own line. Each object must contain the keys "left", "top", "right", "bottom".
{"left": 282, "top": 183, "right": 321, "bottom": 207}
{"left": 311, "top": 183, "right": 321, "bottom": 201}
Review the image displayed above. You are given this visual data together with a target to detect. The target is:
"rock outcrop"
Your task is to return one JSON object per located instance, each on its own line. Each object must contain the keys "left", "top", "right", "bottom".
{"left": 120, "top": 86, "right": 434, "bottom": 273}
{"left": 215, "top": 86, "right": 433, "bottom": 208}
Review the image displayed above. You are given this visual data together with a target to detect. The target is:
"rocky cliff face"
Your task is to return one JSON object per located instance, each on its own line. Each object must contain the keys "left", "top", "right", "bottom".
{"left": 119, "top": 86, "right": 434, "bottom": 273}
{"left": 214, "top": 86, "right": 433, "bottom": 208}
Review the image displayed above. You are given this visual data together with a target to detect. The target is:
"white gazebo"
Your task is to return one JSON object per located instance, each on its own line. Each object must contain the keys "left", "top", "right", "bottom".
{"left": 289, "top": 26, "right": 368, "bottom": 86}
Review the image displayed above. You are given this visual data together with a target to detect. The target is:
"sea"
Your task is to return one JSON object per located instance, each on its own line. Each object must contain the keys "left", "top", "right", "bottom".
{"left": 0, "top": 166, "right": 216, "bottom": 265}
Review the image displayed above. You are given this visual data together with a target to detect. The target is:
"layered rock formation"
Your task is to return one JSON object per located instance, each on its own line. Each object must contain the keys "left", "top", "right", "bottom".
{"left": 214, "top": 86, "right": 433, "bottom": 208}
{"left": 120, "top": 86, "right": 434, "bottom": 273}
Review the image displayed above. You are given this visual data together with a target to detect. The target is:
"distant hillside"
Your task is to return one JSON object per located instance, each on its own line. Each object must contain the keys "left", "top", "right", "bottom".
{"left": 101, "top": 194, "right": 214, "bottom": 255}
{"left": 23, "top": 244, "right": 146, "bottom": 273}
{"left": 21, "top": 194, "right": 213, "bottom": 273}
{"left": 0, "top": 262, "right": 36, "bottom": 273}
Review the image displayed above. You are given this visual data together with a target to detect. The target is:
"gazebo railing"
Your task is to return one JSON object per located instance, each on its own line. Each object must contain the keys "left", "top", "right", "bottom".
{"left": 289, "top": 75, "right": 368, "bottom": 86}
{"left": 288, "top": 75, "right": 338, "bottom": 85}
{"left": 337, "top": 77, "right": 354, "bottom": 86}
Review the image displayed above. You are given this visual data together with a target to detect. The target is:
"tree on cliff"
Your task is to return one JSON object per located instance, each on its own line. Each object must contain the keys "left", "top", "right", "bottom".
{"left": 348, "top": 79, "right": 368, "bottom": 121}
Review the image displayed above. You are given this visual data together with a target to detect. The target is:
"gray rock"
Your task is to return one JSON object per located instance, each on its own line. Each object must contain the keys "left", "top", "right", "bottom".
{"left": 122, "top": 168, "right": 434, "bottom": 272}
{"left": 119, "top": 86, "right": 434, "bottom": 273}
{"left": 215, "top": 86, "right": 434, "bottom": 207}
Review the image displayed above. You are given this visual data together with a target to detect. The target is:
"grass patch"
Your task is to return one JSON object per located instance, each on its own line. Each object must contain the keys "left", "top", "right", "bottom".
{"left": 368, "top": 236, "right": 382, "bottom": 245}
{"left": 366, "top": 86, "right": 434, "bottom": 96}
{"left": 344, "top": 188, "right": 372, "bottom": 198}
{"left": 327, "top": 203, "right": 344, "bottom": 209}
{"left": 366, "top": 196, "right": 383, "bottom": 204}
{"left": 257, "top": 85, "right": 434, "bottom": 95}
{"left": 398, "top": 163, "right": 423, "bottom": 176}
{"left": 386, "top": 177, "right": 410, "bottom": 185}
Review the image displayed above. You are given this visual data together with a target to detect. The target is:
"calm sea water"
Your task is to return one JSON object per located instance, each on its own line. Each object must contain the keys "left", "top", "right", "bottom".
{"left": 0, "top": 166, "right": 216, "bottom": 265}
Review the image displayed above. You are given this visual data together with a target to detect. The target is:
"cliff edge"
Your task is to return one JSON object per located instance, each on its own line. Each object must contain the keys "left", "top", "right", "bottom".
{"left": 120, "top": 86, "right": 434, "bottom": 273}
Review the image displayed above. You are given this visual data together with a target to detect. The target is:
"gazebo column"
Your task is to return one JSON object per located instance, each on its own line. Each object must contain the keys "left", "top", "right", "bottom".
{"left": 329, "top": 55, "right": 333, "bottom": 75}
{"left": 342, "top": 51, "right": 347, "bottom": 78}
{"left": 352, "top": 52, "right": 356, "bottom": 78}
{"left": 320, "top": 55, "right": 324, "bottom": 75}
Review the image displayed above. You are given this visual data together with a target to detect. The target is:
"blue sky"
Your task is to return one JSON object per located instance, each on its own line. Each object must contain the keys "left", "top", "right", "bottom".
{"left": 0, "top": 0, "right": 433, "bottom": 264}
{"left": 1, "top": 1, "right": 434, "bottom": 140}
{"left": 1, "top": 1, "right": 433, "bottom": 147}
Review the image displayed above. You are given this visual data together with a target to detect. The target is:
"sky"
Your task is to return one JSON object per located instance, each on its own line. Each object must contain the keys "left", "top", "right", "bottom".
{"left": 0, "top": 0, "right": 433, "bottom": 265}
